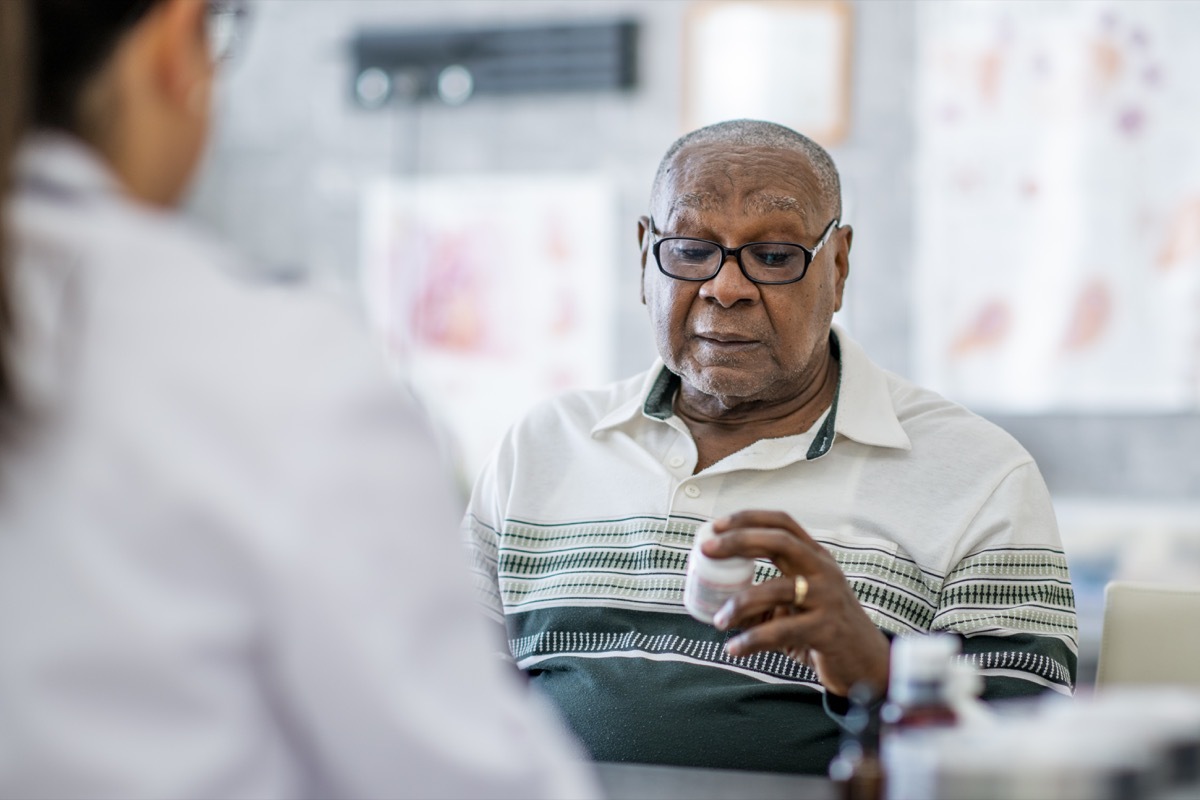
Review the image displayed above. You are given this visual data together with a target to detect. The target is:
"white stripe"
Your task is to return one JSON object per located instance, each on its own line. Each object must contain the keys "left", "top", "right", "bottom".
{"left": 516, "top": 649, "right": 826, "bottom": 688}
{"left": 959, "top": 626, "right": 1080, "bottom": 653}
{"left": 504, "top": 597, "right": 690, "bottom": 613}
{"left": 976, "top": 667, "right": 1073, "bottom": 696}
{"left": 500, "top": 542, "right": 694, "bottom": 556}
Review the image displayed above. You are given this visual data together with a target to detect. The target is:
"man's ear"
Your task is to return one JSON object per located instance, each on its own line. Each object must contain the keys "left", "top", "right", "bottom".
{"left": 637, "top": 215, "right": 651, "bottom": 305}
{"left": 832, "top": 224, "right": 853, "bottom": 313}
{"left": 146, "top": 0, "right": 211, "bottom": 115}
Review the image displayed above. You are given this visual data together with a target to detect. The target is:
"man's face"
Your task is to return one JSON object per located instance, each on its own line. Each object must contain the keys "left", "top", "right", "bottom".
{"left": 638, "top": 141, "right": 851, "bottom": 408}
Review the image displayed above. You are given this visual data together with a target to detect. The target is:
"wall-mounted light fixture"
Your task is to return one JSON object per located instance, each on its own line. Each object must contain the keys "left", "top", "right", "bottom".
{"left": 350, "top": 19, "right": 638, "bottom": 108}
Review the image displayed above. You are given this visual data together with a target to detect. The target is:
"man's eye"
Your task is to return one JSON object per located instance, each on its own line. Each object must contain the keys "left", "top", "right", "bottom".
{"left": 668, "top": 242, "right": 715, "bottom": 263}
{"left": 750, "top": 247, "right": 800, "bottom": 268}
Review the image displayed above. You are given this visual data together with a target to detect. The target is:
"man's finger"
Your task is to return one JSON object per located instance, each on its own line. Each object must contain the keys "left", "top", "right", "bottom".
{"left": 716, "top": 509, "right": 824, "bottom": 552}
{"left": 724, "top": 614, "right": 818, "bottom": 659}
{"left": 712, "top": 577, "right": 799, "bottom": 631}
{"left": 702, "top": 527, "right": 823, "bottom": 575}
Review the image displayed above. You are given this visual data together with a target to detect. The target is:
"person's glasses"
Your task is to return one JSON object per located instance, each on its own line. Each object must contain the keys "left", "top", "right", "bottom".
{"left": 206, "top": 0, "right": 249, "bottom": 63}
{"left": 649, "top": 217, "right": 840, "bottom": 285}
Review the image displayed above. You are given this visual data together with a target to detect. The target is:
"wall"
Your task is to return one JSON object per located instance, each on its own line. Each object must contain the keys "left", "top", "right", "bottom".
{"left": 188, "top": 0, "right": 1200, "bottom": 502}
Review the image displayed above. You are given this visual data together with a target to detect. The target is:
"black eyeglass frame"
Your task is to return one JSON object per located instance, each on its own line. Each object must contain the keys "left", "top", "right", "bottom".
{"left": 118, "top": 1, "right": 248, "bottom": 64}
{"left": 206, "top": 0, "right": 249, "bottom": 63}
{"left": 648, "top": 216, "right": 841, "bottom": 286}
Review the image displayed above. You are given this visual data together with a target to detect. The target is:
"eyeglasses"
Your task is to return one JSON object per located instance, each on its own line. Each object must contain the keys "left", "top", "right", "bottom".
{"left": 207, "top": 0, "right": 249, "bottom": 63}
{"left": 648, "top": 217, "right": 840, "bottom": 285}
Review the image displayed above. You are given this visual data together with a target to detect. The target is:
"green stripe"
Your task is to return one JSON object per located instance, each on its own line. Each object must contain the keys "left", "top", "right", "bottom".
{"left": 523, "top": 649, "right": 839, "bottom": 774}
{"left": 508, "top": 606, "right": 819, "bottom": 684}
{"left": 501, "top": 549, "right": 691, "bottom": 575}
{"left": 806, "top": 330, "right": 842, "bottom": 460}
{"left": 941, "top": 582, "right": 1076, "bottom": 610}
{"left": 493, "top": 517, "right": 1076, "bottom": 649}
{"left": 642, "top": 367, "right": 680, "bottom": 420}
{"left": 959, "top": 633, "right": 1076, "bottom": 689}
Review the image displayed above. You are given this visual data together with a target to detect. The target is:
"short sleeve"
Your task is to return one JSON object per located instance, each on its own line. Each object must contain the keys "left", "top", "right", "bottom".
{"left": 931, "top": 462, "right": 1078, "bottom": 697}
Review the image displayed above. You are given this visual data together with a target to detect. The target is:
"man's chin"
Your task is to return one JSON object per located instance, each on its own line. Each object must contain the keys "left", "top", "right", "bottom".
{"left": 679, "top": 364, "right": 771, "bottom": 405}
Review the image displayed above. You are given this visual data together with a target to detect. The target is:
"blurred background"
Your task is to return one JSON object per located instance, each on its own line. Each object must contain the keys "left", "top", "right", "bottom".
{"left": 185, "top": 0, "right": 1200, "bottom": 686}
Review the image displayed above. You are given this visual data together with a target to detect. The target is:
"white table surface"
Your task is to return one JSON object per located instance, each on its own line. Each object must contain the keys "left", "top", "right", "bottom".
{"left": 593, "top": 760, "right": 835, "bottom": 800}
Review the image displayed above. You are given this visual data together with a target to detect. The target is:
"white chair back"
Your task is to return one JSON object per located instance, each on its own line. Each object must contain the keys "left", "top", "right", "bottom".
{"left": 1097, "top": 581, "right": 1200, "bottom": 688}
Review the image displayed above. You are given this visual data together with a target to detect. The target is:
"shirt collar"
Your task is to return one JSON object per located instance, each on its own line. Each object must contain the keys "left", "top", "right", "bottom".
{"left": 15, "top": 132, "right": 126, "bottom": 203}
{"left": 591, "top": 364, "right": 666, "bottom": 435}
{"left": 831, "top": 324, "right": 911, "bottom": 451}
{"left": 591, "top": 324, "right": 911, "bottom": 454}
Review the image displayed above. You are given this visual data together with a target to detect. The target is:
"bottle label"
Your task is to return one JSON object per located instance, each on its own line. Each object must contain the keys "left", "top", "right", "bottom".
{"left": 683, "top": 571, "right": 749, "bottom": 624}
{"left": 883, "top": 731, "right": 941, "bottom": 800}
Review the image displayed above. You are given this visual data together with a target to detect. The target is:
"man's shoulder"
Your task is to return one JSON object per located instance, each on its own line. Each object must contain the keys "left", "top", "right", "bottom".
{"left": 882, "top": 368, "right": 1033, "bottom": 465}
{"left": 834, "top": 330, "right": 1031, "bottom": 466}
{"left": 513, "top": 368, "right": 655, "bottom": 436}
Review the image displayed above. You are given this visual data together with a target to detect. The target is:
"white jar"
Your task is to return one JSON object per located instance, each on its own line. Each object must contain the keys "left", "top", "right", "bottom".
{"left": 683, "top": 521, "right": 755, "bottom": 624}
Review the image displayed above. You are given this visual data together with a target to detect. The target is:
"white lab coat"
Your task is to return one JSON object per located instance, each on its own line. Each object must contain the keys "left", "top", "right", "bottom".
{"left": 0, "top": 134, "right": 598, "bottom": 800}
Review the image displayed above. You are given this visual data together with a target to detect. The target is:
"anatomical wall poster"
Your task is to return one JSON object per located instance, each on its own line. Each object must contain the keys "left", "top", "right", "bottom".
{"left": 915, "top": 1, "right": 1200, "bottom": 412}
{"left": 361, "top": 174, "right": 616, "bottom": 483}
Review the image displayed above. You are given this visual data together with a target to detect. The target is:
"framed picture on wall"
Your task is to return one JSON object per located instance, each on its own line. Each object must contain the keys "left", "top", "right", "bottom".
{"left": 682, "top": 0, "right": 853, "bottom": 146}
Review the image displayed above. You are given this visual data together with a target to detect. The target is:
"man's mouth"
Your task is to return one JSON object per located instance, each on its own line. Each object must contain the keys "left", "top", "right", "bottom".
{"left": 697, "top": 332, "right": 759, "bottom": 344}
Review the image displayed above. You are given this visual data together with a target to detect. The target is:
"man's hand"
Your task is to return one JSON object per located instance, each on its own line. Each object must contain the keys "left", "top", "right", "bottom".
{"left": 704, "top": 510, "right": 890, "bottom": 699}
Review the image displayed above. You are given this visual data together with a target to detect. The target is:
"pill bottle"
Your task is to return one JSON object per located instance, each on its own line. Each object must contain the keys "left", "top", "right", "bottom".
{"left": 683, "top": 521, "right": 754, "bottom": 624}
{"left": 881, "top": 634, "right": 959, "bottom": 800}
{"left": 882, "top": 634, "right": 960, "bottom": 731}
{"left": 829, "top": 682, "right": 885, "bottom": 800}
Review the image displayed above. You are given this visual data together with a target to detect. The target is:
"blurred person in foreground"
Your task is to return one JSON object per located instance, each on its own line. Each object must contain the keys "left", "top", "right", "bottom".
{"left": 0, "top": 0, "right": 25, "bottom": 421}
{"left": 465, "top": 119, "right": 1078, "bottom": 775}
{"left": 0, "top": 1, "right": 597, "bottom": 797}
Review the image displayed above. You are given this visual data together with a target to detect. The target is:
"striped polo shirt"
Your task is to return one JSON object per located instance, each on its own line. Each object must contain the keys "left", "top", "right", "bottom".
{"left": 464, "top": 325, "right": 1077, "bottom": 775}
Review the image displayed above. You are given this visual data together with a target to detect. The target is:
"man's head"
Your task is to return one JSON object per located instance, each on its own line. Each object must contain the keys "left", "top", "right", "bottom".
{"left": 637, "top": 119, "right": 853, "bottom": 412}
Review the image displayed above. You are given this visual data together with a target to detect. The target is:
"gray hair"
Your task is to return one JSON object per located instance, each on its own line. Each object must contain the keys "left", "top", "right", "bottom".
{"left": 650, "top": 119, "right": 842, "bottom": 219}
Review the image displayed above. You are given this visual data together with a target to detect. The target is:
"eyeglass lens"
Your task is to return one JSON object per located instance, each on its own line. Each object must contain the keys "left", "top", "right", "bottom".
{"left": 658, "top": 240, "right": 809, "bottom": 282}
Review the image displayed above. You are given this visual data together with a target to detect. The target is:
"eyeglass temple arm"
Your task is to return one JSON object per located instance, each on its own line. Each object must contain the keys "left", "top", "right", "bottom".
{"left": 814, "top": 219, "right": 840, "bottom": 252}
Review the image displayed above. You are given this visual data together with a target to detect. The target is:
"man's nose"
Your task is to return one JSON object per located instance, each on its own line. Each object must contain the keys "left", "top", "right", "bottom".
{"left": 698, "top": 253, "right": 760, "bottom": 307}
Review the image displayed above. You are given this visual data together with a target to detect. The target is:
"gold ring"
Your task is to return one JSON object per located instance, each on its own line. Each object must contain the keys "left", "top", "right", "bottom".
{"left": 793, "top": 575, "right": 809, "bottom": 607}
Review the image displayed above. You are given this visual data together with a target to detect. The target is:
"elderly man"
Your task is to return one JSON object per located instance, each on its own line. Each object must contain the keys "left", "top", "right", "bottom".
{"left": 465, "top": 119, "right": 1076, "bottom": 774}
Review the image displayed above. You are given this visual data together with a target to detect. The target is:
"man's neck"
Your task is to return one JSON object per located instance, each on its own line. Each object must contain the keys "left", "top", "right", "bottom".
{"left": 675, "top": 352, "right": 840, "bottom": 474}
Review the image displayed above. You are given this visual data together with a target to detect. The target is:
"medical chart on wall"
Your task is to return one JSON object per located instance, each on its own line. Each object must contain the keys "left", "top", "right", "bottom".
{"left": 361, "top": 175, "right": 616, "bottom": 482}
{"left": 915, "top": 1, "right": 1200, "bottom": 412}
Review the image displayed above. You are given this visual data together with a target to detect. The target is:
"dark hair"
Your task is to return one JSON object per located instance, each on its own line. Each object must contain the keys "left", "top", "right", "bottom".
{"left": 0, "top": 0, "right": 29, "bottom": 430}
{"left": 31, "top": 0, "right": 163, "bottom": 134}
{"left": 0, "top": 0, "right": 167, "bottom": 429}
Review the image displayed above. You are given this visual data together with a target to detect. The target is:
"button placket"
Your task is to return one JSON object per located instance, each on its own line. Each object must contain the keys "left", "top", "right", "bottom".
{"left": 667, "top": 474, "right": 719, "bottom": 519}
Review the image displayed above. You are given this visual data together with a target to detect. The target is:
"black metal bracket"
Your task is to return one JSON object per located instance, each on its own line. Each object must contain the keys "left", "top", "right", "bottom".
{"left": 350, "top": 19, "right": 639, "bottom": 107}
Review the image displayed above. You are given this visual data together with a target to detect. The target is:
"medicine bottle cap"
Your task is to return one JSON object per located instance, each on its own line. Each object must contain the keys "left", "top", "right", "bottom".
{"left": 690, "top": 522, "right": 754, "bottom": 581}
{"left": 889, "top": 634, "right": 959, "bottom": 705}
